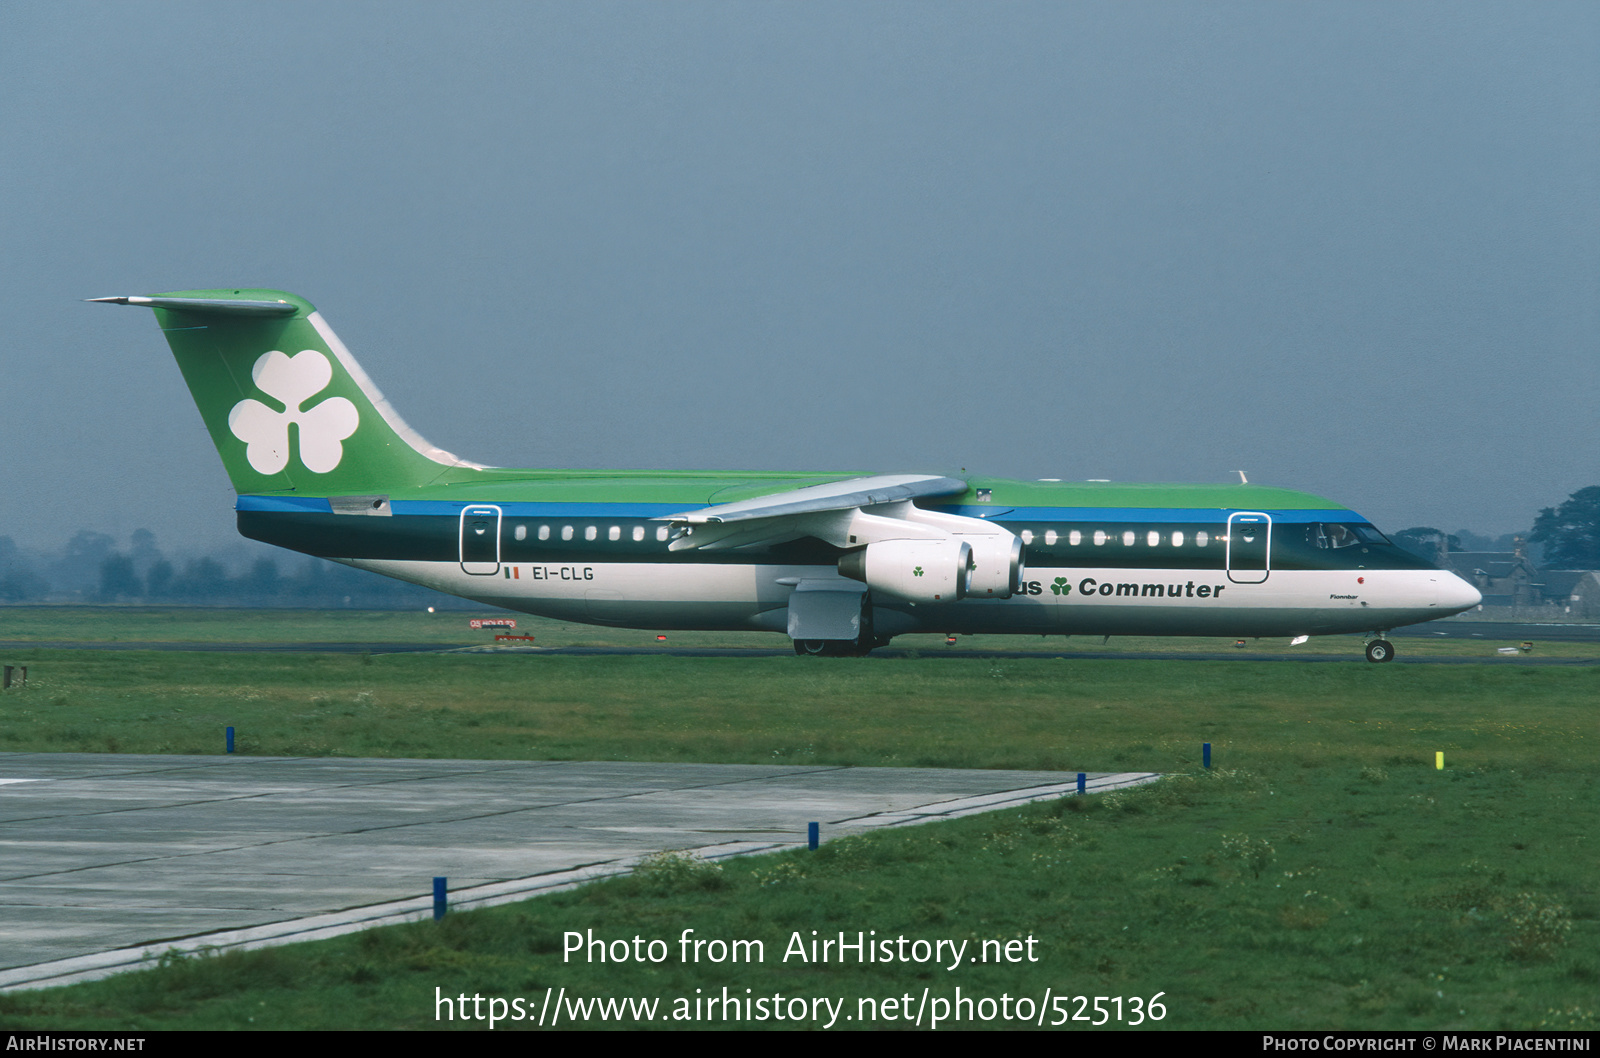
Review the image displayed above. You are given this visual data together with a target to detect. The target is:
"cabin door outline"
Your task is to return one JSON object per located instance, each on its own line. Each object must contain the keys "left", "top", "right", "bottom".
{"left": 1226, "top": 511, "right": 1271, "bottom": 584}
{"left": 459, "top": 505, "right": 502, "bottom": 575}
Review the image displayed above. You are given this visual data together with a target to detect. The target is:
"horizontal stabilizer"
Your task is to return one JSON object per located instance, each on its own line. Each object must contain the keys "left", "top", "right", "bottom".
{"left": 88, "top": 296, "right": 299, "bottom": 318}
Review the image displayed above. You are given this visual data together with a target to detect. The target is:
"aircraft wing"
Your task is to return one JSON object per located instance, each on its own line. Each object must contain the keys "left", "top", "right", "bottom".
{"left": 661, "top": 471, "right": 1023, "bottom": 598}
{"left": 660, "top": 473, "right": 1002, "bottom": 555}
{"left": 664, "top": 474, "right": 968, "bottom": 525}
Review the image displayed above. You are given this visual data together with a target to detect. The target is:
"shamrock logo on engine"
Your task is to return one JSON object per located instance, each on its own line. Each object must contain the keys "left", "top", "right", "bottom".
{"left": 227, "top": 350, "right": 359, "bottom": 474}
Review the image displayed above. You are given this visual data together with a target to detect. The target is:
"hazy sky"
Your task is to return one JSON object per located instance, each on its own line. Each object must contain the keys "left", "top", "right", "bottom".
{"left": 3, "top": 1, "right": 1595, "bottom": 556}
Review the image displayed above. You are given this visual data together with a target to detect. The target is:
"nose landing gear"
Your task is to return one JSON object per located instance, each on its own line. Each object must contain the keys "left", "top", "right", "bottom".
{"left": 1364, "top": 637, "right": 1395, "bottom": 663}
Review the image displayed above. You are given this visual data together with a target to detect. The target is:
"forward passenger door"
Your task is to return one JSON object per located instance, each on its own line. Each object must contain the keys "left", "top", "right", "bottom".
{"left": 1226, "top": 512, "right": 1271, "bottom": 584}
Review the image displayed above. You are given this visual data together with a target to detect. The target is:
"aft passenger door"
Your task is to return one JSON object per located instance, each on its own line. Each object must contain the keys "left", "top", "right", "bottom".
{"left": 1226, "top": 512, "right": 1271, "bottom": 584}
{"left": 459, "top": 505, "right": 502, "bottom": 575}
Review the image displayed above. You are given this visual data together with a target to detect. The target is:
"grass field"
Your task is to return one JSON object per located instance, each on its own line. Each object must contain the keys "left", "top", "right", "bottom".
{"left": 0, "top": 608, "right": 1595, "bottom": 1030}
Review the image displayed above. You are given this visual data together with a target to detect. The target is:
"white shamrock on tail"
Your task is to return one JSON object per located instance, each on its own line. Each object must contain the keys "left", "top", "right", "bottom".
{"left": 228, "top": 350, "right": 359, "bottom": 474}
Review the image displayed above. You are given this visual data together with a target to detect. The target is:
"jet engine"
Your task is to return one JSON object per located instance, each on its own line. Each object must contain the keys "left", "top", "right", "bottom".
{"left": 838, "top": 538, "right": 972, "bottom": 603}
{"left": 964, "top": 534, "right": 1025, "bottom": 598}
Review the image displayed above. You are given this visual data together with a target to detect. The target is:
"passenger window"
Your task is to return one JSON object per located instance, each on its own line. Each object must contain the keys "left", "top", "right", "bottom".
{"left": 632, "top": 526, "right": 645, "bottom": 542}
{"left": 656, "top": 526, "right": 669, "bottom": 542}
{"left": 1021, "top": 530, "right": 1034, "bottom": 545}
{"left": 1093, "top": 530, "right": 1106, "bottom": 546}
{"left": 1069, "top": 530, "right": 1082, "bottom": 546}
{"left": 1196, "top": 531, "right": 1209, "bottom": 547}
{"left": 585, "top": 526, "right": 597, "bottom": 541}
{"left": 1171, "top": 531, "right": 1184, "bottom": 547}
{"left": 514, "top": 524, "right": 527, "bottom": 541}
{"left": 1045, "top": 530, "right": 1057, "bottom": 546}
{"left": 608, "top": 526, "right": 621, "bottom": 541}
{"left": 561, "top": 525, "right": 573, "bottom": 541}
{"left": 1147, "top": 531, "right": 1160, "bottom": 546}
{"left": 1122, "top": 531, "right": 1136, "bottom": 547}
{"left": 538, "top": 525, "right": 550, "bottom": 541}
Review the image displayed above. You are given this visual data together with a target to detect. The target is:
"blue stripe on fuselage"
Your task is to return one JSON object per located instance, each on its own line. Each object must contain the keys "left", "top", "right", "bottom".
{"left": 236, "top": 496, "right": 689, "bottom": 517}
{"left": 236, "top": 495, "right": 334, "bottom": 513}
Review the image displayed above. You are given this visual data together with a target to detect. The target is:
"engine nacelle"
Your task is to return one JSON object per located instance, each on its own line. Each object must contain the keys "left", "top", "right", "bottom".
{"left": 838, "top": 539, "right": 972, "bottom": 603}
{"left": 964, "top": 534, "right": 1025, "bottom": 598}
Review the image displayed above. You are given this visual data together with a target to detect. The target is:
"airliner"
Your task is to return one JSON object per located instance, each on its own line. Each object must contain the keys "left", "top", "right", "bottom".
{"left": 92, "top": 289, "right": 1481, "bottom": 660}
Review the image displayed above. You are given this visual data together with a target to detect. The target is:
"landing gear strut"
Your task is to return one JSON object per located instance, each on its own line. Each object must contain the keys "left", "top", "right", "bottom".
{"left": 1364, "top": 637, "right": 1395, "bottom": 664}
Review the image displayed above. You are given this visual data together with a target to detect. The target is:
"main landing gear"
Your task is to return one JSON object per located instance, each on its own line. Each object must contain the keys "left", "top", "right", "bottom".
{"left": 1364, "top": 637, "right": 1395, "bottom": 664}
{"left": 791, "top": 598, "right": 884, "bottom": 656}
{"left": 792, "top": 638, "right": 887, "bottom": 657}
{"left": 795, "top": 639, "right": 851, "bottom": 657}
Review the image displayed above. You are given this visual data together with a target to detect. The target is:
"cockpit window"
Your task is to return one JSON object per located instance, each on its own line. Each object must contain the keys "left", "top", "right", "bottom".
{"left": 1306, "top": 523, "right": 1391, "bottom": 549}
{"left": 1306, "top": 523, "right": 1361, "bottom": 549}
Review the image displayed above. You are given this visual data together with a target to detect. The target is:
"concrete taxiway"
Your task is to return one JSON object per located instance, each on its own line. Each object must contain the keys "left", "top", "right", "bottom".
{"left": 0, "top": 753, "right": 1156, "bottom": 991}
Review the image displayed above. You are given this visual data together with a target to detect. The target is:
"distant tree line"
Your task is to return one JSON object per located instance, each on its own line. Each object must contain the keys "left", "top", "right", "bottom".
{"left": 1389, "top": 485, "right": 1599, "bottom": 570}
{"left": 0, "top": 529, "right": 473, "bottom": 608}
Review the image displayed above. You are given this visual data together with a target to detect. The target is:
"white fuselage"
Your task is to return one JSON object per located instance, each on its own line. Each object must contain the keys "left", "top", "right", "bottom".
{"left": 347, "top": 558, "right": 1480, "bottom": 639}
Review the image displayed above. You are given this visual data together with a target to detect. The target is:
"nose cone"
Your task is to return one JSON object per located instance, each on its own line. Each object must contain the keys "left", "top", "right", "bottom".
{"left": 1438, "top": 572, "right": 1482, "bottom": 614}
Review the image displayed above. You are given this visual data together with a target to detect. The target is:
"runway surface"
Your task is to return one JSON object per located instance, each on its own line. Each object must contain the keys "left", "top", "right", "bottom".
{"left": 2, "top": 619, "right": 1594, "bottom": 661}
{"left": 1, "top": 643, "right": 1596, "bottom": 664}
{"left": 0, "top": 753, "right": 1155, "bottom": 992}
{"left": 1392, "top": 620, "right": 1600, "bottom": 642}
{"left": 465, "top": 646, "right": 1599, "bottom": 664}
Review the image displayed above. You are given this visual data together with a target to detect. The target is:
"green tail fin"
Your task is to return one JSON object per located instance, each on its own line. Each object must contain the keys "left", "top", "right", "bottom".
{"left": 93, "top": 289, "right": 481, "bottom": 495}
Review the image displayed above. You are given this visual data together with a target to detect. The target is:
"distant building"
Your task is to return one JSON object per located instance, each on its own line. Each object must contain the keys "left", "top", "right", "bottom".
{"left": 1440, "top": 537, "right": 1542, "bottom": 608}
{"left": 1544, "top": 570, "right": 1600, "bottom": 618}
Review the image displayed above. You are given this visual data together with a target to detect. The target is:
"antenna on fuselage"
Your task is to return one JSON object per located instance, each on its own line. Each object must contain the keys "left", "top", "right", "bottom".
{"left": 1232, "top": 470, "right": 1249, "bottom": 484}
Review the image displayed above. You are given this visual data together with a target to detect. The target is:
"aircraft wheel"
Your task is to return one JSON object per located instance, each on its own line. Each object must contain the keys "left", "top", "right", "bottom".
{"left": 1365, "top": 639, "right": 1395, "bottom": 664}
{"left": 793, "top": 639, "right": 874, "bottom": 657}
